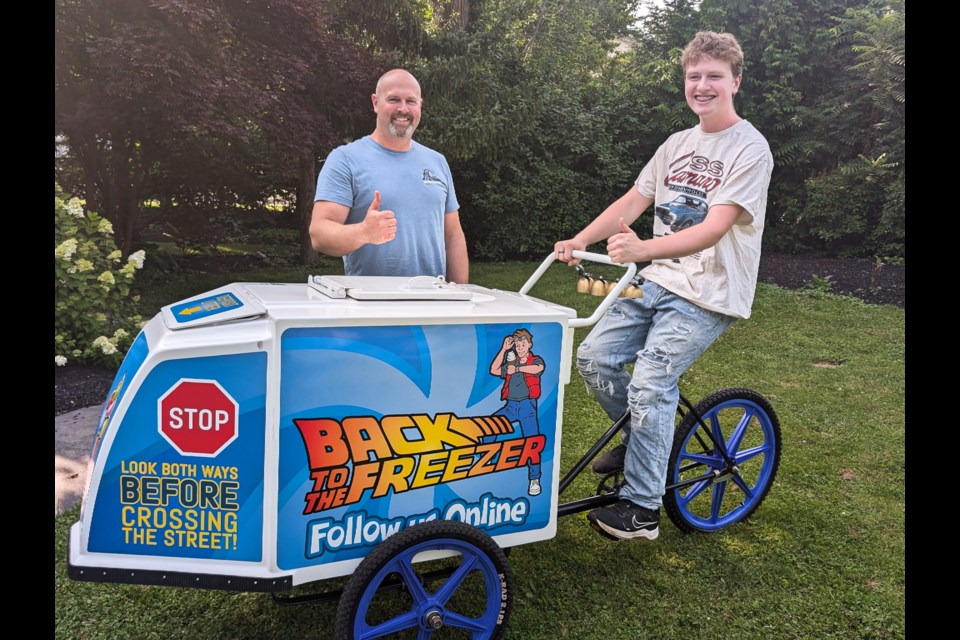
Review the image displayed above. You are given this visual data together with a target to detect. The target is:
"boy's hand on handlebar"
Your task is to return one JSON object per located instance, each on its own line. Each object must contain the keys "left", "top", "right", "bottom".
{"left": 554, "top": 239, "right": 586, "bottom": 265}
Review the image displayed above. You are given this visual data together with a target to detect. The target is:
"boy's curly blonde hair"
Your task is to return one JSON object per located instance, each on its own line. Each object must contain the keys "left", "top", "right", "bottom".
{"left": 681, "top": 31, "right": 744, "bottom": 77}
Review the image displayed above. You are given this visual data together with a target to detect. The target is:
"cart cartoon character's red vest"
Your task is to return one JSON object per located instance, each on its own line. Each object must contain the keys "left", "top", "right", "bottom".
{"left": 501, "top": 352, "right": 542, "bottom": 400}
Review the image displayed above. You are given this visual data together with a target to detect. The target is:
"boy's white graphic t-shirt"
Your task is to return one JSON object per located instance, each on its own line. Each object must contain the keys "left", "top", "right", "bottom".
{"left": 635, "top": 119, "right": 773, "bottom": 319}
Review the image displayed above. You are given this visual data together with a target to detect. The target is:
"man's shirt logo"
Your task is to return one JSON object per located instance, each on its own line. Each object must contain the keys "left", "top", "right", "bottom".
{"left": 422, "top": 169, "right": 444, "bottom": 186}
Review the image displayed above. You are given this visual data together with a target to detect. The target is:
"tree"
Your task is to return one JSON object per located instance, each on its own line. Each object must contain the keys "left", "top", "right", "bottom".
{"left": 803, "top": 0, "right": 904, "bottom": 257}
{"left": 691, "top": 0, "right": 903, "bottom": 257}
{"left": 57, "top": 0, "right": 905, "bottom": 264}
{"left": 621, "top": 1, "right": 704, "bottom": 160}
{"left": 56, "top": 0, "right": 259, "bottom": 255}
{"left": 55, "top": 0, "right": 382, "bottom": 261}
{"left": 316, "top": 0, "right": 647, "bottom": 258}
{"left": 223, "top": 0, "right": 384, "bottom": 264}
{"left": 416, "top": 0, "right": 646, "bottom": 258}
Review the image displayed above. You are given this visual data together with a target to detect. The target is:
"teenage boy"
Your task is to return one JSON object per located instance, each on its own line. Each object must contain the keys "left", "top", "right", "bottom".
{"left": 554, "top": 31, "right": 773, "bottom": 541}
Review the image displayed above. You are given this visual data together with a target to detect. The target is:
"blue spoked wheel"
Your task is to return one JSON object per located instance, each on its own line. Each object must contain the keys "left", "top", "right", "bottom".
{"left": 664, "top": 388, "right": 781, "bottom": 533}
{"left": 333, "top": 520, "right": 513, "bottom": 639}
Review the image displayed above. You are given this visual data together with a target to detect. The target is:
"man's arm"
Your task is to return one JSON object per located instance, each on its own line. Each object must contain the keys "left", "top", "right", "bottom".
{"left": 309, "top": 192, "right": 398, "bottom": 257}
{"left": 444, "top": 211, "right": 469, "bottom": 283}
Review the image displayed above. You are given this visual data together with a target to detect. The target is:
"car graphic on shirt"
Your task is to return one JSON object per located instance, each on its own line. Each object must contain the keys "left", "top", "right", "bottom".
{"left": 654, "top": 195, "right": 708, "bottom": 232}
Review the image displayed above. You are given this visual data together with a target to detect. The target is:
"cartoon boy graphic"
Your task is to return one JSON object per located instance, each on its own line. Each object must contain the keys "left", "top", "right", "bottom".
{"left": 489, "top": 328, "right": 545, "bottom": 496}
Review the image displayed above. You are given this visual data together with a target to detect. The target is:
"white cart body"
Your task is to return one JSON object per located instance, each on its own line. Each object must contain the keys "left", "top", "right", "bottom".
{"left": 68, "top": 275, "right": 581, "bottom": 591}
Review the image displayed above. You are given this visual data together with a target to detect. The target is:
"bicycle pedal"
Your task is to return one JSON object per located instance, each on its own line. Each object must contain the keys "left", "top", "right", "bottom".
{"left": 596, "top": 471, "right": 625, "bottom": 496}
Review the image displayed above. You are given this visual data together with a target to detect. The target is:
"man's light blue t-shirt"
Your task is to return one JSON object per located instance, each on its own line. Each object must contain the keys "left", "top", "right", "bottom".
{"left": 314, "top": 136, "right": 460, "bottom": 277}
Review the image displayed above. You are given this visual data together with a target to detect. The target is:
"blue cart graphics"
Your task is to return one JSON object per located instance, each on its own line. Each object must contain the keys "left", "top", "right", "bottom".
{"left": 87, "top": 352, "right": 267, "bottom": 561}
{"left": 276, "top": 322, "right": 562, "bottom": 570}
{"left": 91, "top": 331, "right": 150, "bottom": 463}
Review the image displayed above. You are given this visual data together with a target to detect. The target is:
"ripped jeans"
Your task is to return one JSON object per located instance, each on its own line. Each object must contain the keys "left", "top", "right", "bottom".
{"left": 576, "top": 280, "right": 735, "bottom": 510}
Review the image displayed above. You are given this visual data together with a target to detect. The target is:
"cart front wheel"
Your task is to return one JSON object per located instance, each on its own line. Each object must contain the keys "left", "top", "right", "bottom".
{"left": 334, "top": 520, "right": 513, "bottom": 639}
{"left": 664, "top": 388, "right": 781, "bottom": 533}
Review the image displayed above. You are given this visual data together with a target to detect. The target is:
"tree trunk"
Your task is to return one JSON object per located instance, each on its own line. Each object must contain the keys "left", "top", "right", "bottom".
{"left": 112, "top": 135, "right": 140, "bottom": 258}
{"left": 298, "top": 153, "right": 320, "bottom": 265}
{"left": 70, "top": 129, "right": 143, "bottom": 259}
{"left": 445, "top": 0, "right": 470, "bottom": 30}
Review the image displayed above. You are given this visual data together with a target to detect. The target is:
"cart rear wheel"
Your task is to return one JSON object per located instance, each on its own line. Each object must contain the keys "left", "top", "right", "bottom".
{"left": 333, "top": 520, "right": 513, "bottom": 639}
{"left": 664, "top": 388, "right": 781, "bottom": 533}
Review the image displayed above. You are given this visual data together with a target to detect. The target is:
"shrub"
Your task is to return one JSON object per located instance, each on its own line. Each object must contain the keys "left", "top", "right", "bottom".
{"left": 55, "top": 184, "right": 145, "bottom": 368}
{"left": 801, "top": 158, "right": 904, "bottom": 260}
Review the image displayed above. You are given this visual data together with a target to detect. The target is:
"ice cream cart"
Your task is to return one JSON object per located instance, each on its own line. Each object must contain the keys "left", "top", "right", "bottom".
{"left": 67, "top": 252, "right": 781, "bottom": 639}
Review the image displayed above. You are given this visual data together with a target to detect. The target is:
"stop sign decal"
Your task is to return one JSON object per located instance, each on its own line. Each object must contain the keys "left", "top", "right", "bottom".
{"left": 158, "top": 379, "right": 239, "bottom": 457}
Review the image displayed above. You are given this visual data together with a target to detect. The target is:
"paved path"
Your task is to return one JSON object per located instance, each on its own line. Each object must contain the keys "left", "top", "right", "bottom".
{"left": 55, "top": 406, "right": 100, "bottom": 516}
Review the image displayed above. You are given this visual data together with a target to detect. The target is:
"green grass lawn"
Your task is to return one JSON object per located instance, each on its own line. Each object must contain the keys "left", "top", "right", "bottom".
{"left": 56, "top": 260, "right": 905, "bottom": 640}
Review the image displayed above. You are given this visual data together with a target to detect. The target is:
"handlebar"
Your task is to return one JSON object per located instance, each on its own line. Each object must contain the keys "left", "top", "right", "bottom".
{"left": 519, "top": 250, "right": 637, "bottom": 329}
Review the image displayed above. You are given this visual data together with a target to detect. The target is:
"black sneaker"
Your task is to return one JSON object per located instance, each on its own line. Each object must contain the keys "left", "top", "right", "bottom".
{"left": 587, "top": 500, "right": 660, "bottom": 541}
{"left": 592, "top": 443, "right": 626, "bottom": 476}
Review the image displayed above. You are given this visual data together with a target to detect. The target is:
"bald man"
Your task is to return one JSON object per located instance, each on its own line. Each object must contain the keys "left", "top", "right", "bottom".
{"left": 310, "top": 69, "right": 469, "bottom": 283}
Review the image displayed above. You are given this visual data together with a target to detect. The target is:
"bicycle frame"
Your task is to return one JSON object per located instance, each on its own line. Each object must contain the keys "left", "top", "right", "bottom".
{"left": 556, "top": 395, "right": 729, "bottom": 518}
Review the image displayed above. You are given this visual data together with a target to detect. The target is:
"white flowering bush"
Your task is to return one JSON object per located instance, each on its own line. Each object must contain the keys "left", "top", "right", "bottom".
{"left": 55, "top": 183, "right": 145, "bottom": 367}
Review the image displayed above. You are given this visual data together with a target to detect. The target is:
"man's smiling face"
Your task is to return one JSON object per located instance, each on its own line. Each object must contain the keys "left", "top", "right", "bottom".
{"left": 373, "top": 72, "right": 422, "bottom": 142}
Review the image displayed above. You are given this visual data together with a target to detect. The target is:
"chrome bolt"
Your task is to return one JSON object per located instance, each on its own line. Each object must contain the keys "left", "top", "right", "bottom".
{"left": 426, "top": 611, "right": 443, "bottom": 629}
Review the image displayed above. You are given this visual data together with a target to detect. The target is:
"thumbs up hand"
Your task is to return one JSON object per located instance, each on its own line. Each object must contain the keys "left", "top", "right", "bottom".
{"left": 363, "top": 191, "right": 398, "bottom": 245}
{"left": 365, "top": 191, "right": 397, "bottom": 244}
{"left": 607, "top": 217, "right": 642, "bottom": 264}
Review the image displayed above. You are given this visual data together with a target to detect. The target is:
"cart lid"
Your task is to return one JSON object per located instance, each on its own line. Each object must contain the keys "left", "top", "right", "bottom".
{"left": 308, "top": 275, "right": 474, "bottom": 301}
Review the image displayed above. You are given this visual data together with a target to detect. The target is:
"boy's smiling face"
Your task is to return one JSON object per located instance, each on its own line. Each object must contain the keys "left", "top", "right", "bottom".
{"left": 684, "top": 56, "right": 741, "bottom": 131}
